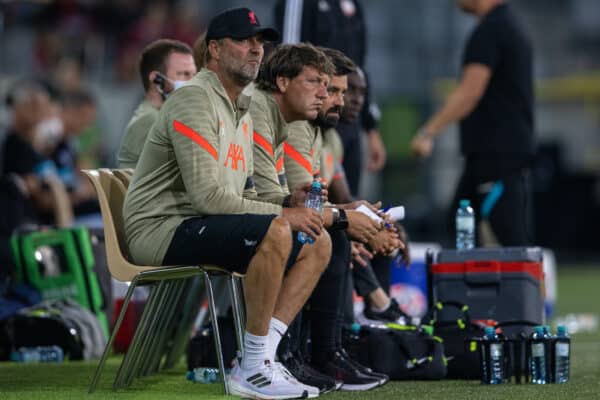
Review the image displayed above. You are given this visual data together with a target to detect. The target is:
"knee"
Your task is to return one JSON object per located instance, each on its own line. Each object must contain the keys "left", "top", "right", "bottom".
{"left": 312, "top": 229, "right": 332, "bottom": 272}
{"left": 262, "top": 217, "right": 292, "bottom": 260}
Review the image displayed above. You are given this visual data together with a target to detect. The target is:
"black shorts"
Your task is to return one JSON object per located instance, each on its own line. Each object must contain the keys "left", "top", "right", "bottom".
{"left": 163, "top": 214, "right": 277, "bottom": 274}
{"left": 163, "top": 214, "right": 304, "bottom": 274}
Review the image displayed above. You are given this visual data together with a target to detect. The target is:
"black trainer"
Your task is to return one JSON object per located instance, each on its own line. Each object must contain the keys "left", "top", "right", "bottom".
{"left": 338, "top": 348, "right": 389, "bottom": 385}
{"left": 280, "top": 351, "right": 341, "bottom": 394}
{"left": 312, "top": 350, "right": 381, "bottom": 391}
{"left": 364, "top": 298, "right": 409, "bottom": 325}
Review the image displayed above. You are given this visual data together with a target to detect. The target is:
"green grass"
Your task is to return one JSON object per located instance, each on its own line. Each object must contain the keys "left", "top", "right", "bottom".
{"left": 1, "top": 266, "right": 599, "bottom": 400}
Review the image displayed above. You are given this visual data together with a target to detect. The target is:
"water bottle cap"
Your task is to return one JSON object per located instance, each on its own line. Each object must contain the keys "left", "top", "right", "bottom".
{"left": 534, "top": 326, "right": 543, "bottom": 334}
{"left": 557, "top": 325, "right": 567, "bottom": 336}
{"left": 311, "top": 180, "right": 322, "bottom": 190}
{"left": 351, "top": 322, "right": 361, "bottom": 334}
{"left": 459, "top": 199, "right": 470, "bottom": 207}
{"left": 484, "top": 326, "right": 495, "bottom": 336}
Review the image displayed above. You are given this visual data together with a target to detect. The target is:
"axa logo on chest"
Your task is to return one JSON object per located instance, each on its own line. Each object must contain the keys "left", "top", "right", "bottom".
{"left": 224, "top": 143, "right": 246, "bottom": 172}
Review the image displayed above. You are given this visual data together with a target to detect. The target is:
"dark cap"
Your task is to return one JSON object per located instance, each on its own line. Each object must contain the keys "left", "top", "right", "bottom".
{"left": 206, "top": 8, "right": 280, "bottom": 43}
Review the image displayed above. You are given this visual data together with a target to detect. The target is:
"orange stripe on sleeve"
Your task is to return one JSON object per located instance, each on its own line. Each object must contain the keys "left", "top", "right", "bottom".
{"left": 276, "top": 156, "right": 284, "bottom": 173}
{"left": 284, "top": 142, "right": 312, "bottom": 174}
{"left": 253, "top": 131, "right": 274, "bottom": 156}
{"left": 173, "top": 120, "right": 217, "bottom": 160}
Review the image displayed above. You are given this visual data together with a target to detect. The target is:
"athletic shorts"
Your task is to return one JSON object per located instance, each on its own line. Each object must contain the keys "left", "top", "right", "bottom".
{"left": 162, "top": 214, "right": 304, "bottom": 274}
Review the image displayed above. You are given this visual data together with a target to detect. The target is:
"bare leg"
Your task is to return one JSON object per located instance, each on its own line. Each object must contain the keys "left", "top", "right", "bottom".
{"left": 244, "top": 217, "right": 292, "bottom": 336}
{"left": 273, "top": 230, "right": 332, "bottom": 324}
{"left": 368, "top": 288, "right": 390, "bottom": 310}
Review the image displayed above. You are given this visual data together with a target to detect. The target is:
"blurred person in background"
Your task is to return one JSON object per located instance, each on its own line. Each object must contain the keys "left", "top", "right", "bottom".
{"left": 117, "top": 39, "right": 196, "bottom": 169}
{"left": 275, "top": 0, "right": 387, "bottom": 174}
{"left": 51, "top": 88, "right": 99, "bottom": 217}
{"left": 410, "top": 0, "right": 535, "bottom": 246}
{"left": 337, "top": 66, "right": 366, "bottom": 197}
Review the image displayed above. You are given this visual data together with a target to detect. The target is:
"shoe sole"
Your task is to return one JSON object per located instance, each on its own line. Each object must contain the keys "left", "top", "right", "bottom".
{"left": 339, "top": 380, "right": 380, "bottom": 391}
{"left": 229, "top": 379, "right": 316, "bottom": 400}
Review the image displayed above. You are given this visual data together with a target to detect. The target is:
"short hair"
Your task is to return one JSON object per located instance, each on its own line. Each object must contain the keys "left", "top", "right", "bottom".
{"left": 256, "top": 43, "right": 335, "bottom": 92}
{"left": 319, "top": 47, "right": 356, "bottom": 76}
{"left": 193, "top": 33, "right": 208, "bottom": 69}
{"left": 4, "top": 79, "right": 49, "bottom": 108}
{"left": 60, "top": 88, "right": 96, "bottom": 108}
{"left": 139, "top": 39, "right": 192, "bottom": 91}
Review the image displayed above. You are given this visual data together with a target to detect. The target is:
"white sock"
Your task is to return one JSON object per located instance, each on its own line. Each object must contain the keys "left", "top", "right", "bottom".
{"left": 266, "top": 317, "right": 288, "bottom": 362}
{"left": 241, "top": 331, "right": 269, "bottom": 370}
{"left": 370, "top": 298, "right": 391, "bottom": 313}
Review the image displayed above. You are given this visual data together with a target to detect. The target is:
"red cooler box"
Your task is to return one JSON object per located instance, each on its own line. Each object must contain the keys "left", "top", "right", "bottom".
{"left": 430, "top": 247, "right": 545, "bottom": 325}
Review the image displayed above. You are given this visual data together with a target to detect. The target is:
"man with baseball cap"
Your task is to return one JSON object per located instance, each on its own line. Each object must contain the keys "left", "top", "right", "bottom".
{"left": 123, "top": 7, "right": 329, "bottom": 399}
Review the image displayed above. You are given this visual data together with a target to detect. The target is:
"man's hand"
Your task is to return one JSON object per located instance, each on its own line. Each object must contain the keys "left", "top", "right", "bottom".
{"left": 351, "top": 241, "right": 373, "bottom": 268}
{"left": 395, "top": 223, "right": 411, "bottom": 266}
{"left": 368, "top": 229, "right": 403, "bottom": 256}
{"left": 289, "top": 181, "right": 329, "bottom": 207}
{"left": 346, "top": 210, "right": 380, "bottom": 243}
{"left": 343, "top": 200, "right": 382, "bottom": 213}
{"left": 367, "top": 130, "right": 386, "bottom": 172}
{"left": 281, "top": 207, "right": 323, "bottom": 240}
{"left": 410, "top": 129, "right": 434, "bottom": 158}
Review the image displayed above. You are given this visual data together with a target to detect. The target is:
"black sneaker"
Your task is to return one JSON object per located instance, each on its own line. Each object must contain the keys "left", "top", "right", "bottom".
{"left": 280, "top": 351, "right": 341, "bottom": 394}
{"left": 338, "top": 348, "right": 389, "bottom": 385}
{"left": 312, "top": 350, "right": 381, "bottom": 391}
{"left": 364, "top": 298, "right": 409, "bottom": 325}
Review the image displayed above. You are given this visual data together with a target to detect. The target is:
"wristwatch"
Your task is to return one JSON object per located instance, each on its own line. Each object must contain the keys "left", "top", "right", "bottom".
{"left": 331, "top": 208, "right": 349, "bottom": 231}
{"left": 331, "top": 207, "right": 340, "bottom": 225}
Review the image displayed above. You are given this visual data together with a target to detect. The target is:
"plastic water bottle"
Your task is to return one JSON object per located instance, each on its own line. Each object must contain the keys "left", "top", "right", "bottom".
{"left": 10, "top": 346, "right": 64, "bottom": 362}
{"left": 554, "top": 325, "right": 570, "bottom": 383}
{"left": 530, "top": 326, "right": 547, "bottom": 384}
{"left": 186, "top": 367, "right": 219, "bottom": 383}
{"left": 456, "top": 199, "right": 475, "bottom": 250}
{"left": 297, "top": 181, "right": 323, "bottom": 244}
{"left": 481, "top": 327, "right": 504, "bottom": 384}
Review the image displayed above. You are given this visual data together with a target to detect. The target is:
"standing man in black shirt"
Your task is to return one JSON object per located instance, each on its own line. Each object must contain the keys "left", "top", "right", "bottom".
{"left": 411, "top": 0, "right": 534, "bottom": 246}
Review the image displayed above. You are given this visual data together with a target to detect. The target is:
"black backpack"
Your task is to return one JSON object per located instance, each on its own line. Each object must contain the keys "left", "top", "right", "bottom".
{"left": 344, "top": 324, "right": 447, "bottom": 380}
{"left": 423, "top": 301, "right": 486, "bottom": 379}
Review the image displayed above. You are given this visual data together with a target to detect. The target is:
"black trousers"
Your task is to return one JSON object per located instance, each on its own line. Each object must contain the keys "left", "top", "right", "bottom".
{"left": 451, "top": 166, "right": 534, "bottom": 246}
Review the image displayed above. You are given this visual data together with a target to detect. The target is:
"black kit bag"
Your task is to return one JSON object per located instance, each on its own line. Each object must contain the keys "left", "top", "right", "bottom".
{"left": 424, "top": 301, "right": 486, "bottom": 379}
{"left": 345, "top": 324, "right": 447, "bottom": 380}
{"left": 187, "top": 315, "right": 237, "bottom": 371}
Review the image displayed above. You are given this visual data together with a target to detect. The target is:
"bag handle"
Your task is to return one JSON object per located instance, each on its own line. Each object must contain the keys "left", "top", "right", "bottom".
{"left": 424, "top": 300, "right": 472, "bottom": 328}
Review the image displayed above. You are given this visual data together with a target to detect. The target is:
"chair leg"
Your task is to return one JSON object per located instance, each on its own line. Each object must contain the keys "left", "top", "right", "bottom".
{"left": 163, "top": 276, "right": 204, "bottom": 369}
{"left": 146, "top": 279, "right": 186, "bottom": 375}
{"left": 228, "top": 275, "right": 245, "bottom": 357}
{"left": 89, "top": 276, "right": 140, "bottom": 393}
{"left": 127, "top": 280, "right": 171, "bottom": 382}
{"left": 115, "top": 281, "right": 165, "bottom": 389}
{"left": 204, "top": 271, "right": 229, "bottom": 395}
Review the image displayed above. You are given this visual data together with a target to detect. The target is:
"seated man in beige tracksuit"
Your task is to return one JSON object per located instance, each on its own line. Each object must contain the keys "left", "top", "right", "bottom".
{"left": 123, "top": 8, "right": 331, "bottom": 400}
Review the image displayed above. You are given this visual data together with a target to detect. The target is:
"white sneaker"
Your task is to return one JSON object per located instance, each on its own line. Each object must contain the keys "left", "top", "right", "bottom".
{"left": 228, "top": 359, "right": 318, "bottom": 399}
{"left": 274, "top": 361, "right": 319, "bottom": 398}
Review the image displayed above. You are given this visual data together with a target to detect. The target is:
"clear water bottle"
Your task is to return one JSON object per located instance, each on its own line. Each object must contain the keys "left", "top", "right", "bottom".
{"left": 297, "top": 181, "right": 323, "bottom": 244}
{"left": 186, "top": 367, "right": 219, "bottom": 383}
{"left": 530, "top": 326, "right": 547, "bottom": 384}
{"left": 481, "top": 327, "right": 504, "bottom": 384}
{"left": 456, "top": 199, "right": 475, "bottom": 250}
{"left": 10, "top": 346, "right": 64, "bottom": 363}
{"left": 554, "top": 325, "right": 570, "bottom": 383}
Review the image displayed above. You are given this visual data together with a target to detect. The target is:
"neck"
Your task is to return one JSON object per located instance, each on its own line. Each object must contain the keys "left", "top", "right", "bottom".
{"left": 145, "top": 90, "right": 164, "bottom": 109}
{"left": 476, "top": 0, "right": 504, "bottom": 18}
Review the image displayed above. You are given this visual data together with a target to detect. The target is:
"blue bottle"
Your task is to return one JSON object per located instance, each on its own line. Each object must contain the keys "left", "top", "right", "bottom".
{"left": 456, "top": 199, "right": 475, "bottom": 250}
{"left": 298, "top": 181, "right": 323, "bottom": 244}
{"left": 530, "top": 326, "right": 547, "bottom": 384}
{"left": 187, "top": 367, "right": 219, "bottom": 383}
{"left": 10, "top": 346, "right": 64, "bottom": 363}
{"left": 481, "top": 326, "right": 504, "bottom": 384}
{"left": 554, "top": 325, "right": 570, "bottom": 383}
